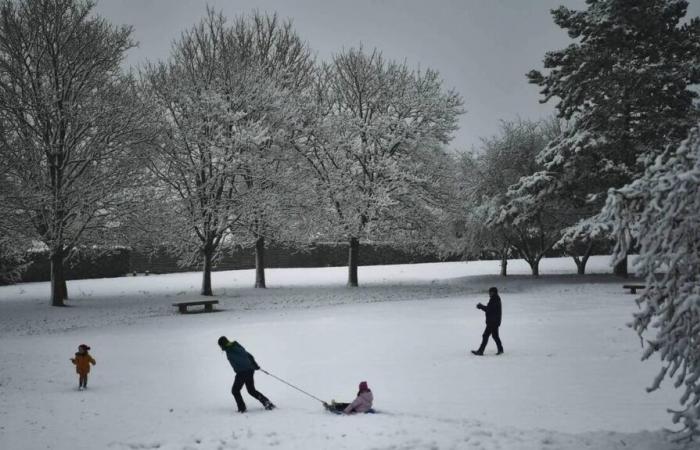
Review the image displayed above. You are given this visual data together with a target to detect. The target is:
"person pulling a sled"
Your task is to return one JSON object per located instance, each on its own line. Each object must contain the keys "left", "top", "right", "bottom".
{"left": 325, "top": 381, "right": 374, "bottom": 414}
{"left": 472, "top": 287, "right": 504, "bottom": 356}
{"left": 218, "top": 336, "right": 275, "bottom": 413}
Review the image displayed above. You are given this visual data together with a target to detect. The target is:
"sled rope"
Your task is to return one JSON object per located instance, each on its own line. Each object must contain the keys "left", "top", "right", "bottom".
{"left": 260, "top": 369, "right": 326, "bottom": 404}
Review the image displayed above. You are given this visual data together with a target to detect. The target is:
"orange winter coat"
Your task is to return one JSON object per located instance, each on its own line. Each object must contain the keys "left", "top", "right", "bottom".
{"left": 71, "top": 353, "right": 96, "bottom": 375}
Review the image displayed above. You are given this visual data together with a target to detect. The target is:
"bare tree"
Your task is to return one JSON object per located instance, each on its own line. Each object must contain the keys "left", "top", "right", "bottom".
{"left": 142, "top": 12, "right": 241, "bottom": 296}
{"left": 451, "top": 150, "right": 514, "bottom": 276}
{"left": 0, "top": 0, "right": 154, "bottom": 306}
{"left": 142, "top": 10, "right": 305, "bottom": 294}
{"left": 463, "top": 119, "right": 566, "bottom": 277}
{"left": 294, "top": 47, "right": 463, "bottom": 286}
{"left": 493, "top": 120, "right": 570, "bottom": 276}
{"left": 222, "top": 11, "right": 315, "bottom": 288}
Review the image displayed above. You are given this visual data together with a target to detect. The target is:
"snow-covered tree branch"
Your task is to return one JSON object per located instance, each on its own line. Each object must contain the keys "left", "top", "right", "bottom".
{"left": 141, "top": 9, "right": 313, "bottom": 294}
{"left": 220, "top": 11, "right": 315, "bottom": 289}
{"left": 0, "top": 0, "right": 155, "bottom": 305}
{"left": 607, "top": 124, "right": 700, "bottom": 441}
{"left": 293, "top": 47, "right": 463, "bottom": 286}
{"left": 527, "top": 0, "right": 700, "bottom": 276}
{"left": 461, "top": 119, "right": 565, "bottom": 276}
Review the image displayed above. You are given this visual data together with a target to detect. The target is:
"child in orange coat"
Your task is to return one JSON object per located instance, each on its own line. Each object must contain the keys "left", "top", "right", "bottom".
{"left": 70, "top": 344, "right": 96, "bottom": 390}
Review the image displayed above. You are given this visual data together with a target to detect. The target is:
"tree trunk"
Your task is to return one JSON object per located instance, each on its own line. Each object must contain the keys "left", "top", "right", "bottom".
{"left": 500, "top": 251, "right": 508, "bottom": 277}
{"left": 572, "top": 240, "right": 594, "bottom": 275}
{"left": 50, "top": 250, "right": 67, "bottom": 307}
{"left": 255, "top": 236, "right": 266, "bottom": 289}
{"left": 529, "top": 258, "right": 540, "bottom": 277}
{"left": 348, "top": 237, "right": 359, "bottom": 287}
{"left": 613, "top": 254, "right": 628, "bottom": 278}
{"left": 575, "top": 252, "right": 592, "bottom": 275}
{"left": 201, "top": 246, "right": 213, "bottom": 296}
{"left": 582, "top": 254, "right": 591, "bottom": 275}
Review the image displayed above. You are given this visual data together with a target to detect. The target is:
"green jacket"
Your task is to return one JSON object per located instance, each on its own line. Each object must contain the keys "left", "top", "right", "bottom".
{"left": 223, "top": 341, "right": 259, "bottom": 373}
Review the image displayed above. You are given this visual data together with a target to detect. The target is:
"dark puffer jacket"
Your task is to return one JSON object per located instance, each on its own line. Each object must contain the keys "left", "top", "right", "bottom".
{"left": 223, "top": 341, "right": 259, "bottom": 373}
{"left": 478, "top": 294, "right": 502, "bottom": 327}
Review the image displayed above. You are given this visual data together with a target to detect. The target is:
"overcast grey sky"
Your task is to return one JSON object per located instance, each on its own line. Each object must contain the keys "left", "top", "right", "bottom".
{"left": 95, "top": 0, "right": 700, "bottom": 151}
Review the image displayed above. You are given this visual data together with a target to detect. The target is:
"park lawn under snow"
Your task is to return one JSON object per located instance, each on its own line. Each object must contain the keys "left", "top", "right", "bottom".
{"left": 0, "top": 256, "right": 692, "bottom": 450}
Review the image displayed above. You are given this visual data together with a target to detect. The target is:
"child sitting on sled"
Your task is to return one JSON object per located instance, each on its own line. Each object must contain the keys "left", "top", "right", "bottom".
{"left": 325, "top": 381, "right": 374, "bottom": 414}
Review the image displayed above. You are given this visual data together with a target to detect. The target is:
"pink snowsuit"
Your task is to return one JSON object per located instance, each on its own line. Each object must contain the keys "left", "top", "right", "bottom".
{"left": 343, "top": 390, "right": 374, "bottom": 414}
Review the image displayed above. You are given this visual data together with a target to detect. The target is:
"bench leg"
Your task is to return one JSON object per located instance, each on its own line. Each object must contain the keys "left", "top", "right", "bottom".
{"left": 178, "top": 305, "right": 187, "bottom": 314}
{"left": 631, "top": 288, "right": 637, "bottom": 294}
{"left": 205, "top": 304, "right": 213, "bottom": 312}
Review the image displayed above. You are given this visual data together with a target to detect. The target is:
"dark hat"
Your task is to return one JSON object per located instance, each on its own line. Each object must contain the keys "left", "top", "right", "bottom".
{"left": 358, "top": 381, "right": 369, "bottom": 392}
{"left": 79, "top": 344, "right": 90, "bottom": 350}
{"left": 217, "top": 336, "right": 229, "bottom": 348}
{"left": 488, "top": 287, "right": 498, "bottom": 294}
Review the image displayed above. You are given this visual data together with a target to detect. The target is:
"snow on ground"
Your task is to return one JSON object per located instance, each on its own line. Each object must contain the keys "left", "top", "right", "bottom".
{"left": 0, "top": 256, "right": 695, "bottom": 450}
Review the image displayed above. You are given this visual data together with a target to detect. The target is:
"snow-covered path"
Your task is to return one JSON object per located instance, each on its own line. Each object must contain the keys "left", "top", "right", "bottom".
{"left": 0, "top": 257, "right": 690, "bottom": 449}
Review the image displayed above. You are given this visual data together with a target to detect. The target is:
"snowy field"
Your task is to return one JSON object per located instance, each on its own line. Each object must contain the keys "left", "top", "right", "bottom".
{"left": 0, "top": 256, "right": 693, "bottom": 450}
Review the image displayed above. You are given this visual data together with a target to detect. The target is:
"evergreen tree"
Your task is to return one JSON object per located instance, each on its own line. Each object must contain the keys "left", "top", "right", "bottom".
{"left": 526, "top": 0, "right": 700, "bottom": 274}
{"left": 608, "top": 124, "right": 700, "bottom": 441}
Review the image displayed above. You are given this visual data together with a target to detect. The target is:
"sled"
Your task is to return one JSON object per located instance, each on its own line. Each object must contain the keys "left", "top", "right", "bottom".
{"left": 323, "top": 402, "right": 375, "bottom": 415}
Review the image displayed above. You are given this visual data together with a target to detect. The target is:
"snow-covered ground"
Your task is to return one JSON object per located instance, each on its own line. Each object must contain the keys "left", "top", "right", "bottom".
{"left": 0, "top": 256, "right": 692, "bottom": 450}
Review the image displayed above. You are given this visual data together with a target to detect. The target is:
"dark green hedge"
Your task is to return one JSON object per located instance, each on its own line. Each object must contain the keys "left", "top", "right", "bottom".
{"left": 129, "top": 242, "right": 449, "bottom": 274}
{"left": 10, "top": 242, "right": 450, "bottom": 282}
{"left": 20, "top": 248, "right": 131, "bottom": 282}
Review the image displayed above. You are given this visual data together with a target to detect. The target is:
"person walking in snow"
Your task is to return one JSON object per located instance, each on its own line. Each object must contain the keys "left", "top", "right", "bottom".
{"left": 472, "top": 287, "right": 504, "bottom": 356}
{"left": 70, "top": 344, "right": 96, "bottom": 390}
{"left": 217, "top": 336, "right": 275, "bottom": 413}
{"left": 324, "top": 381, "right": 374, "bottom": 414}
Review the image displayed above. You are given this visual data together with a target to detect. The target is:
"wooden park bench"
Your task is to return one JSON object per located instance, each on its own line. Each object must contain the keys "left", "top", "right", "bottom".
{"left": 172, "top": 300, "right": 219, "bottom": 314}
{"left": 623, "top": 284, "right": 645, "bottom": 294}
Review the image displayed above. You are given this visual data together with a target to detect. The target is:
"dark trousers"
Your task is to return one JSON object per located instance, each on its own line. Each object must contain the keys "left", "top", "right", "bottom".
{"left": 232, "top": 370, "right": 270, "bottom": 412}
{"left": 478, "top": 324, "right": 503, "bottom": 353}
